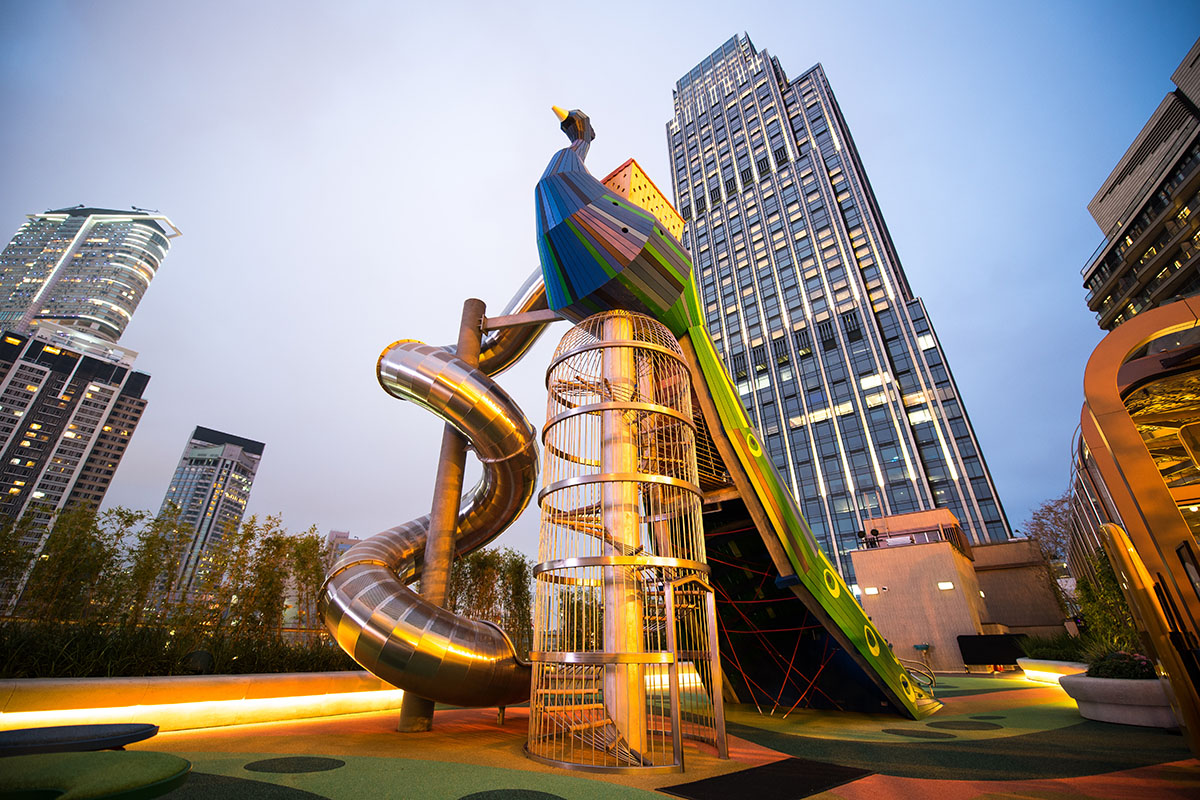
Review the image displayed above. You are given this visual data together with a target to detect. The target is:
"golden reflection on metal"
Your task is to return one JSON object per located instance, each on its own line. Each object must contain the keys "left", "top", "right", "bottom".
{"left": 1080, "top": 295, "right": 1200, "bottom": 756}
{"left": 528, "top": 311, "right": 726, "bottom": 773}
{"left": 318, "top": 275, "right": 551, "bottom": 710}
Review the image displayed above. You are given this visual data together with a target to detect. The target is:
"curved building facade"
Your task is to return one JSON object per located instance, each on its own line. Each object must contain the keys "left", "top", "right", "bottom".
{"left": 0, "top": 206, "right": 180, "bottom": 343}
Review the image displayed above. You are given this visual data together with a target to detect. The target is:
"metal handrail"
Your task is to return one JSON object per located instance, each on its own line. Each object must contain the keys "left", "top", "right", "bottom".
{"left": 898, "top": 658, "right": 936, "bottom": 691}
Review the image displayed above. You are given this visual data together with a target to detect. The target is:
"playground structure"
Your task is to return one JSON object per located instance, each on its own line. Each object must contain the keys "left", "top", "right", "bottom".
{"left": 319, "top": 107, "right": 939, "bottom": 769}
{"left": 527, "top": 312, "right": 725, "bottom": 771}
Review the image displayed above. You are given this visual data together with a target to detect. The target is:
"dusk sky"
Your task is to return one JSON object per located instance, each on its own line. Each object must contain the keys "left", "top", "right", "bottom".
{"left": 2, "top": 1, "right": 1197, "bottom": 558}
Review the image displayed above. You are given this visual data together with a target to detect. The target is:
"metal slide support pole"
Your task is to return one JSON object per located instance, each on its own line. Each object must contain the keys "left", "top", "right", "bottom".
{"left": 600, "top": 313, "right": 648, "bottom": 754}
{"left": 398, "top": 297, "right": 486, "bottom": 733}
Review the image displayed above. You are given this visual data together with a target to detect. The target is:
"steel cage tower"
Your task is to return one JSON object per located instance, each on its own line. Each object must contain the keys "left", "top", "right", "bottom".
{"left": 528, "top": 311, "right": 726, "bottom": 772}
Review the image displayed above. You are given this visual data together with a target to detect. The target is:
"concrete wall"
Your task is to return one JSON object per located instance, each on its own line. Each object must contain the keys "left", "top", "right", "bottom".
{"left": 973, "top": 539, "right": 1065, "bottom": 637}
{"left": 851, "top": 541, "right": 985, "bottom": 672}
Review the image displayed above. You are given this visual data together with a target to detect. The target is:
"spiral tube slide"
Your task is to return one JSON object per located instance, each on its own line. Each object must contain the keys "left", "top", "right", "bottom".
{"left": 318, "top": 272, "right": 548, "bottom": 708}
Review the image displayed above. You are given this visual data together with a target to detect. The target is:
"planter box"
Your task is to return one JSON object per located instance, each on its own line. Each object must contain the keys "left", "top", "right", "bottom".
{"left": 1016, "top": 657, "right": 1087, "bottom": 684}
{"left": 1059, "top": 673, "right": 1178, "bottom": 728}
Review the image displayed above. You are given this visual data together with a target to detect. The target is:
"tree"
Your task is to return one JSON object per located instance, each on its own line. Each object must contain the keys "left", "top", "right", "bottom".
{"left": 17, "top": 505, "right": 149, "bottom": 622}
{"left": 0, "top": 512, "right": 37, "bottom": 614}
{"left": 289, "top": 526, "right": 330, "bottom": 636}
{"left": 447, "top": 547, "right": 535, "bottom": 656}
{"left": 1021, "top": 491, "right": 1073, "bottom": 612}
{"left": 1024, "top": 491, "right": 1072, "bottom": 563}
{"left": 119, "top": 505, "right": 193, "bottom": 626}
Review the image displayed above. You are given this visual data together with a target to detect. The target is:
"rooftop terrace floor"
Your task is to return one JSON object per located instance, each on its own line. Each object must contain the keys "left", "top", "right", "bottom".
{"left": 134, "top": 674, "right": 1198, "bottom": 799}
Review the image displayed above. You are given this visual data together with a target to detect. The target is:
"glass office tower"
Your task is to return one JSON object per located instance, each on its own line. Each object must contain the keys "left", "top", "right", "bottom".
{"left": 668, "top": 35, "right": 1010, "bottom": 578}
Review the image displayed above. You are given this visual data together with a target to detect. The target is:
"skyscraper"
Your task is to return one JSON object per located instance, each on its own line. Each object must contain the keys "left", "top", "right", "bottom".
{"left": 0, "top": 207, "right": 180, "bottom": 343}
{"left": 667, "top": 35, "right": 1010, "bottom": 579}
{"left": 0, "top": 323, "right": 149, "bottom": 533}
{"left": 161, "top": 426, "right": 264, "bottom": 591}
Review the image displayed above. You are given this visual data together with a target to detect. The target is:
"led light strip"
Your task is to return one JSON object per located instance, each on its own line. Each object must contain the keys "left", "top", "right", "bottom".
{"left": 0, "top": 688, "right": 407, "bottom": 733}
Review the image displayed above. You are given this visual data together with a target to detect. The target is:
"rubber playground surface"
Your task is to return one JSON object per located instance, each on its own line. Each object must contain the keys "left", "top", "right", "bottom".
{"left": 139, "top": 674, "right": 1199, "bottom": 799}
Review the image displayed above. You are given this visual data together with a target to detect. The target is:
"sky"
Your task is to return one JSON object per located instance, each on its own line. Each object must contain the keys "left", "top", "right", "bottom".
{"left": 1, "top": 1, "right": 1197, "bottom": 559}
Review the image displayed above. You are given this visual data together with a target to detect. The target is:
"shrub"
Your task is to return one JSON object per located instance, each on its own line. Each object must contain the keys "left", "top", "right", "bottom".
{"left": 1021, "top": 632, "right": 1086, "bottom": 661}
{"left": 1086, "top": 650, "right": 1156, "bottom": 679}
{"left": 1075, "top": 549, "right": 1141, "bottom": 654}
{"left": 0, "top": 621, "right": 359, "bottom": 679}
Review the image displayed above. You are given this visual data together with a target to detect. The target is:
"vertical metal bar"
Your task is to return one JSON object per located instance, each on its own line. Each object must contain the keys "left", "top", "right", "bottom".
{"left": 398, "top": 297, "right": 485, "bottom": 733}
{"left": 706, "top": 588, "right": 728, "bottom": 758}
{"left": 665, "top": 581, "right": 683, "bottom": 769}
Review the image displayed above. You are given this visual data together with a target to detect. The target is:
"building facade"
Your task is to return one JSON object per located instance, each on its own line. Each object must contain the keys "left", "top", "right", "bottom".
{"left": 0, "top": 323, "right": 151, "bottom": 610}
{"left": 160, "top": 426, "right": 264, "bottom": 592}
{"left": 0, "top": 323, "right": 149, "bottom": 531}
{"left": 1072, "top": 36, "right": 1200, "bottom": 574}
{"left": 0, "top": 207, "right": 180, "bottom": 343}
{"left": 667, "top": 35, "right": 1010, "bottom": 580}
{"left": 1082, "top": 38, "right": 1200, "bottom": 332}
{"left": 1065, "top": 39, "right": 1200, "bottom": 751}
{"left": 326, "top": 529, "right": 360, "bottom": 559}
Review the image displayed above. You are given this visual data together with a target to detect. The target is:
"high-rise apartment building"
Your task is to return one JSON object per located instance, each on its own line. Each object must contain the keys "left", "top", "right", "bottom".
{"left": 161, "top": 426, "right": 264, "bottom": 591}
{"left": 667, "top": 35, "right": 1010, "bottom": 578}
{"left": 0, "top": 323, "right": 149, "bottom": 533}
{"left": 0, "top": 207, "right": 180, "bottom": 343}
{"left": 1081, "top": 39, "right": 1200, "bottom": 331}
{"left": 326, "top": 529, "right": 360, "bottom": 560}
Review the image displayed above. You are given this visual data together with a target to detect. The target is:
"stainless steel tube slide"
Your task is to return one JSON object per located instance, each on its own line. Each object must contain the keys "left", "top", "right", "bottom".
{"left": 319, "top": 274, "right": 549, "bottom": 708}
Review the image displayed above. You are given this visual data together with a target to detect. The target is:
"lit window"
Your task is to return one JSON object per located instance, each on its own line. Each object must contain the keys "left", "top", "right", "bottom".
{"left": 937, "top": 581, "right": 954, "bottom": 591}
{"left": 864, "top": 587, "right": 879, "bottom": 595}
{"left": 917, "top": 334, "right": 936, "bottom": 350}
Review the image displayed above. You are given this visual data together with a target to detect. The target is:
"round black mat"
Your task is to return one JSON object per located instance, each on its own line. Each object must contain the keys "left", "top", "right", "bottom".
{"left": 244, "top": 757, "right": 346, "bottom": 774}
{"left": 458, "top": 792, "right": 566, "bottom": 800}
{"left": 880, "top": 728, "right": 956, "bottom": 739}
{"left": 927, "top": 720, "right": 1003, "bottom": 731}
{"left": 162, "top": 772, "right": 330, "bottom": 798}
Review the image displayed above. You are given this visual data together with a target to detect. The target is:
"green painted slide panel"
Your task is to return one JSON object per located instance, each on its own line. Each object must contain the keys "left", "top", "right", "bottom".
{"left": 658, "top": 276, "right": 933, "bottom": 717}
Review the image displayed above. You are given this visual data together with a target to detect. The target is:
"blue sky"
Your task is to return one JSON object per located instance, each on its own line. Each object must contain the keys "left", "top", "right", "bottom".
{"left": 1, "top": 1, "right": 1197, "bottom": 555}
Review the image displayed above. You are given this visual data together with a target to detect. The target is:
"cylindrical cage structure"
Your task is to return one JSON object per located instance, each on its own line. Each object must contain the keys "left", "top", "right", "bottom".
{"left": 527, "top": 310, "right": 726, "bottom": 773}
